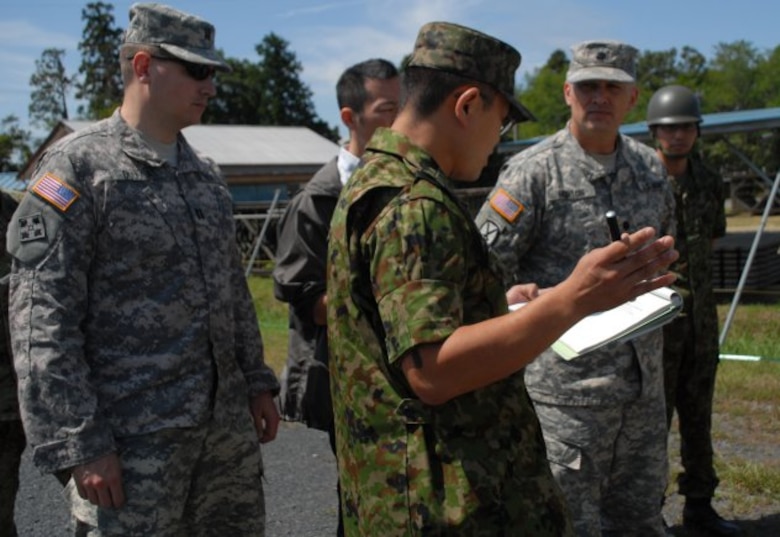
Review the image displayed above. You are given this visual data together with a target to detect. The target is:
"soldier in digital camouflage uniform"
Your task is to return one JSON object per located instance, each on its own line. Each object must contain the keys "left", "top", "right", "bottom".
{"left": 476, "top": 41, "right": 676, "bottom": 536}
{"left": 647, "top": 85, "right": 741, "bottom": 536}
{"left": 327, "top": 23, "right": 678, "bottom": 537}
{"left": 7, "top": 3, "right": 279, "bottom": 535}
{"left": 0, "top": 189, "right": 24, "bottom": 536}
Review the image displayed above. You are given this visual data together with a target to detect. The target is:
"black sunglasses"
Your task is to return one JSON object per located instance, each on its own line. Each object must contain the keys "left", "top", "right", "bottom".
{"left": 153, "top": 56, "right": 216, "bottom": 81}
{"left": 126, "top": 54, "right": 217, "bottom": 81}
{"left": 124, "top": 54, "right": 214, "bottom": 81}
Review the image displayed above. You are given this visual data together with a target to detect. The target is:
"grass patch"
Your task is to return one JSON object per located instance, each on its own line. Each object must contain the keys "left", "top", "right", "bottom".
{"left": 719, "top": 304, "right": 780, "bottom": 359}
{"left": 717, "top": 458, "right": 780, "bottom": 497}
{"left": 248, "top": 275, "right": 289, "bottom": 375}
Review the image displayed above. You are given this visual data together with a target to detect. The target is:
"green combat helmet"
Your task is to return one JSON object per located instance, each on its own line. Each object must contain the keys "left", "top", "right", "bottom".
{"left": 646, "top": 84, "right": 702, "bottom": 126}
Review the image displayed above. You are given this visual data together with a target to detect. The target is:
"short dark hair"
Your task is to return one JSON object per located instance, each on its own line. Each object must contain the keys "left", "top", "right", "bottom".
{"left": 336, "top": 58, "right": 398, "bottom": 112}
{"left": 401, "top": 66, "right": 496, "bottom": 119}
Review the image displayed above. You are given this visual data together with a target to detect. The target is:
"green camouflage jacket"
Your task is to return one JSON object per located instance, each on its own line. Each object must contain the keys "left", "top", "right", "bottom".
{"left": 326, "top": 127, "right": 571, "bottom": 536}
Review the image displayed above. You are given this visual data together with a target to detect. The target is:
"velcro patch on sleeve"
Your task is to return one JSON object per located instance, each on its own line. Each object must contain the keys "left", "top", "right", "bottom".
{"left": 32, "top": 172, "right": 80, "bottom": 212}
{"left": 489, "top": 188, "right": 524, "bottom": 223}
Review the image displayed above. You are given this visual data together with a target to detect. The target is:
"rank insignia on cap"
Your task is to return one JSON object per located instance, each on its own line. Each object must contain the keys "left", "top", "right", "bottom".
{"left": 18, "top": 213, "right": 47, "bottom": 243}
{"left": 489, "top": 188, "right": 524, "bottom": 223}
{"left": 32, "top": 172, "right": 79, "bottom": 212}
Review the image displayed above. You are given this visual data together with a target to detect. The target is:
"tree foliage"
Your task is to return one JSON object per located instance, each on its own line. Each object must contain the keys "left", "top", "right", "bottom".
{"left": 75, "top": 1, "right": 123, "bottom": 120}
{"left": 205, "top": 33, "right": 338, "bottom": 141}
{"left": 516, "top": 49, "right": 569, "bottom": 138}
{"left": 29, "top": 48, "right": 71, "bottom": 130}
{"left": 0, "top": 116, "right": 32, "bottom": 172}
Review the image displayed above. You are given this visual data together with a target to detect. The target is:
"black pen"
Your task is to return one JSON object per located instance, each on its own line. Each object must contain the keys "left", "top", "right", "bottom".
{"left": 605, "top": 210, "right": 621, "bottom": 242}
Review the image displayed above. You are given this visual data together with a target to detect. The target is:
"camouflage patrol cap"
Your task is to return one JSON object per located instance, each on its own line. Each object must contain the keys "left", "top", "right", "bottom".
{"left": 566, "top": 40, "right": 638, "bottom": 84}
{"left": 123, "top": 3, "right": 230, "bottom": 71}
{"left": 407, "top": 21, "right": 534, "bottom": 122}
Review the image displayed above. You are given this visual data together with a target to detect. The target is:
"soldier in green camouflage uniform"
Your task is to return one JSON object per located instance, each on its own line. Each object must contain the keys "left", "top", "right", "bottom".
{"left": 327, "top": 23, "right": 678, "bottom": 537}
{"left": 8, "top": 4, "right": 279, "bottom": 535}
{"left": 0, "top": 189, "right": 24, "bottom": 536}
{"left": 647, "top": 85, "right": 740, "bottom": 536}
{"left": 476, "top": 42, "right": 676, "bottom": 536}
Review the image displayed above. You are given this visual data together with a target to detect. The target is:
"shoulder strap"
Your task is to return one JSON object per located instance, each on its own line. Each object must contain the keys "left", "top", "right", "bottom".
{"left": 346, "top": 185, "right": 417, "bottom": 400}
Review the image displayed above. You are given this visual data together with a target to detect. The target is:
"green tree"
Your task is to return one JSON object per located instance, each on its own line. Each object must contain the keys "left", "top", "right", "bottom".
{"left": 206, "top": 56, "right": 265, "bottom": 124}
{"left": 752, "top": 45, "right": 780, "bottom": 108}
{"left": 698, "top": 41, "right": 767, "bottom": 175}
{"left": 29, "top": 48, "right": 71, "bottom": 130}
{"left": 629, "top": 47, "right": 707, "bottom": 123}
{"left": 703, "top": 40, "right": 763, "bottom": 112}
{"left": 516, "top": 49, "right": 569, "bottom": 138}
{"left": 676, "top": 46, "right": 708, "bottom": 90}
{"left": 75, "top": 1, "right": 123, "bottom": 119}
{"left": 205, "top": 33, "right": 338, "bottom": 141}
{"left": 0, "top": 116, "right": 32, "bottom": 172}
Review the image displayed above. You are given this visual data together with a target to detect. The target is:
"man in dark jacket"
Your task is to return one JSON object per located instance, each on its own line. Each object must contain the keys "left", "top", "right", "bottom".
{"left": 272, "top": 57, "right": 399, "bottom": 536}
{"left": 0, "top": 189, "right": 23, "bottom": 536}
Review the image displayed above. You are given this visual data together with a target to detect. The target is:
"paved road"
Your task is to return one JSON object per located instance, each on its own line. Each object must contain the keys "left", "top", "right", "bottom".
{"left": 14, "top": 422, "right": 339, "bottom": 536}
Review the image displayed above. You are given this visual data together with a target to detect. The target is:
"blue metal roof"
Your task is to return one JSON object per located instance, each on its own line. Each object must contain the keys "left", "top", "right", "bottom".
{"left": 499, "top": 106, "right": 780, "bottom": 154}
{"left": 0, "top": 172, "right": 26, "bottom": 191}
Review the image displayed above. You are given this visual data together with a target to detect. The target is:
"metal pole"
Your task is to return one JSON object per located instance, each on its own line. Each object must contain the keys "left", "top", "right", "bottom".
{"left": 244, "top": 188, "right": 282, "bottom": 278}
{"left": 720, "top": 169, "right": 780, "bottom": 346}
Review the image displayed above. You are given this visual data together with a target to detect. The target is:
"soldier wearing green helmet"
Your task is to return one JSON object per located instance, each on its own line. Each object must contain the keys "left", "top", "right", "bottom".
{"left": 648, "top": 85, "right": 741, "bottom": 536}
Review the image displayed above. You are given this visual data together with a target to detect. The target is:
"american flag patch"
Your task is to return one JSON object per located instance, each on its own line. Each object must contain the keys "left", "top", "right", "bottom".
{"left": 489, "top": 188, "right": 524, "bottom": 223}
{"left": 32, "top": 172, "right": 79, "bottom": 212}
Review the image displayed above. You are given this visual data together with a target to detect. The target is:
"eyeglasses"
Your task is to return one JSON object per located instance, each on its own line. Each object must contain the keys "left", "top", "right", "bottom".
{"left": 152, "top": 56, "right": 216, "bottom": 81}
{"left": 500, "top": 116, "right": 516, "bottom": 137}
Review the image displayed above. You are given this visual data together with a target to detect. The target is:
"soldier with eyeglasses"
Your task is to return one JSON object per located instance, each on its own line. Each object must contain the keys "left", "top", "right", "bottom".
{"left": 7, "top": 3, "right": 280, "bottom": 535}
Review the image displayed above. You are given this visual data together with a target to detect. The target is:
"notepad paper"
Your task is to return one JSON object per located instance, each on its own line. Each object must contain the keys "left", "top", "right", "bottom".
{"left": 509, "top": 287, "right": 683, "bottom": 361}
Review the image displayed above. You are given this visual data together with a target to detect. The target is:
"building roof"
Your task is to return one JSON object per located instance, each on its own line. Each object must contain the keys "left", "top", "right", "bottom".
{"left": 18, "top": 120, "right": 339, "bottom": 180}
{"left": 0, "top": 172, "right": 26, "bottom": 191}
{"left": 619, "top": 106, "right": 780, "bottom": 142}
{"left": 498, "top": 106, "right": 780, "bottom": 154}
{"left": 182, "top": 124, "right": 338, "bottom": 166}
{"left": 58, "top": 121, "right": 339, "bottom": 166}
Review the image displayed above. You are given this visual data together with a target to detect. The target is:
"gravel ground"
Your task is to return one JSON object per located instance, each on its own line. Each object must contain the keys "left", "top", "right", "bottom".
{"left": 15, "top": 422, "right": 339, "bottom": 536}
{"left": 663, "top": 410, "right": 780, "bottom": 536}
{"left": 15, "top": 418, "right": 779, "bottom": 536}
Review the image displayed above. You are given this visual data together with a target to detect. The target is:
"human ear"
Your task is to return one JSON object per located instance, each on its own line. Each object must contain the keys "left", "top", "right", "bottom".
{"left": 454, "top": 86, "right": 480, "bottom": 126}
{"left": 132, "top": 52, "right": 152, "bottom": 82}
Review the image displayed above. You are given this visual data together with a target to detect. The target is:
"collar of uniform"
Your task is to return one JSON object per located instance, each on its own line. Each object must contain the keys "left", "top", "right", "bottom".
{"left": 110, "top": 111, "right": 199, "bottom": 173}
{"left": 365, "top": 127, "right": 455, "bottom": 191}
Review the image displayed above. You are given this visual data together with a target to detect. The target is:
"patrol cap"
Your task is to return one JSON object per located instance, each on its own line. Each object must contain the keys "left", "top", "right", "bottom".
{"left": 566, "top": 40, "right": 638, "bottom": 84}
{"left": 407, "top": 21, "right": 534, "bottom": 123}
{"left": 123, "top": 3, "right": 230, "bottom": 71}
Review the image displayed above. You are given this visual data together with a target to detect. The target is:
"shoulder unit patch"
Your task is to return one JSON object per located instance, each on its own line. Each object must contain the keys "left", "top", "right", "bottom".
{"left": 17, "top": 213, "right": 47, "bottom": 243}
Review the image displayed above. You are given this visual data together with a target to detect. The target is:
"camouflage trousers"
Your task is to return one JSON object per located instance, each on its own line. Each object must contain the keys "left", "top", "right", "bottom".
{"left": 663, "top": 313, "right": 720, "bottom": 499}
{"left": 67, "top": 415, "right": 266, "bottom": 537}
{"left": 0, "top": 419, "right": 25, "bottom": 537}
{"left": 534, "top": 393, "right": 668, "bottom": 537}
